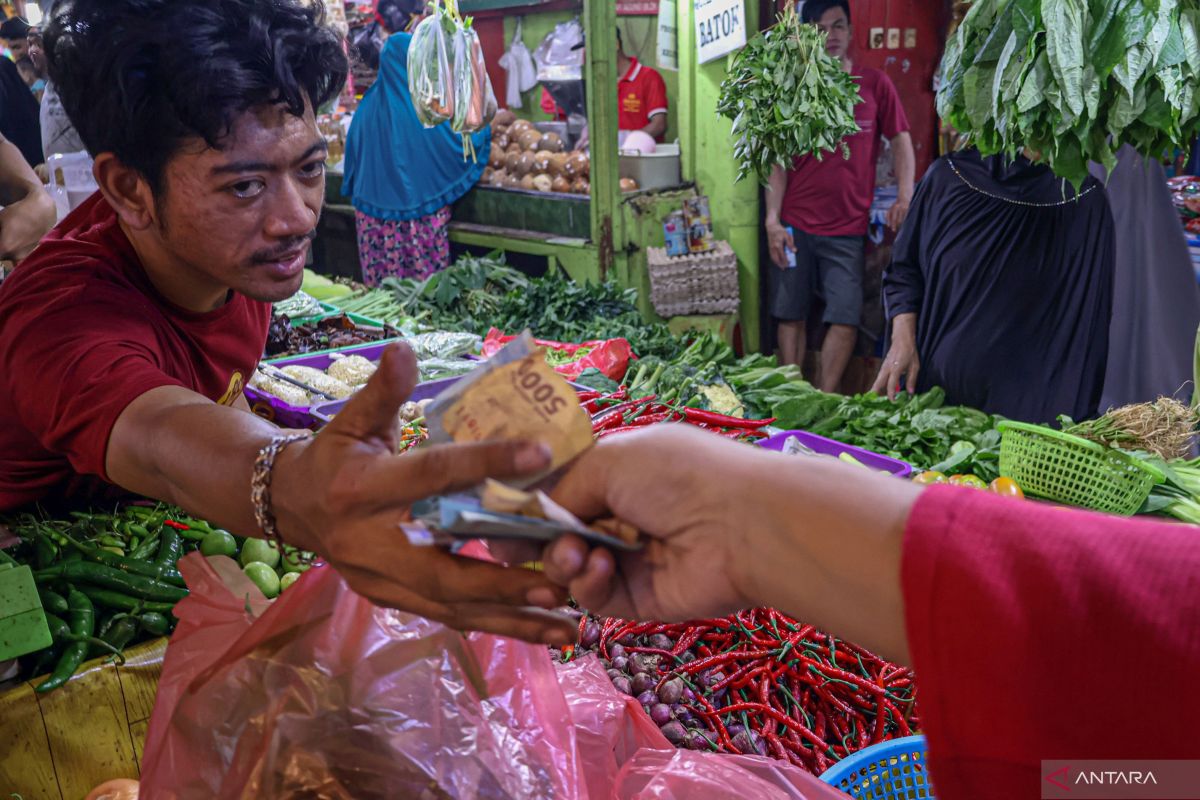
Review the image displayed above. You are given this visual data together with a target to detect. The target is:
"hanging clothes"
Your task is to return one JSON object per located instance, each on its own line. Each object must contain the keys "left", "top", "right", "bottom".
{"left": 1089, "top": 145, "right": 1200, "bottom": 409}
{"left": 342, "top": 31, "right": 489, "bottom": 222}
{"left": 498, "top": 17, "right": 537, "bottom": 109}
{"left": 883, "top": 149, "right": 1114, "bottom": 423}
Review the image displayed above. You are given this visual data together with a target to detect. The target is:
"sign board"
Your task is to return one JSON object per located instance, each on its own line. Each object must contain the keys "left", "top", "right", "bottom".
{"left": 695, "top": 0, "right": 746, "bottom": 64}
{"left": 618, "top": 0, "right": 661, "bottom": 14}
{"left": 657, "top": 0, "right": 679, "bottom": 71}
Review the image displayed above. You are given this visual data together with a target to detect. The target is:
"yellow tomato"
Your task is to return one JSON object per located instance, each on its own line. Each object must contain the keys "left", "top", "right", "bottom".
{"left": 950, "top": 474, "right": 988, "bottom": 489}
{"left": 912, "top": 471, "right": 948, "bottom": 485}
{"left": 990, "top": 476, "right": 1025, "bottom": 499}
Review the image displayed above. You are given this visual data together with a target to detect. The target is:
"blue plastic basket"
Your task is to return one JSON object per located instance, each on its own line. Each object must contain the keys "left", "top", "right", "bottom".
{"left": 819, "top": 735, "right": 933, "bottom": 799}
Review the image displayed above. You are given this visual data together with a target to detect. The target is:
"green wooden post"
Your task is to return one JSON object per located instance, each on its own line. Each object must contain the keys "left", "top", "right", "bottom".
{"left": 584, "top": 0, "right": 620, "bottom": 280}
{"left": 676, "top": 0, "right": 761, "bottom": 352}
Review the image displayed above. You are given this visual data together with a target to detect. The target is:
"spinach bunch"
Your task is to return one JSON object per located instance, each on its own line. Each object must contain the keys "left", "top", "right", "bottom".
{"left": 378, "top": 251, "right": 529, "bottom": 332}
{"left": 939, "top": 0, "right": 1200, "bottom": 186}
{"left": 717, "top": 8, "right": 862, "bottom": 184}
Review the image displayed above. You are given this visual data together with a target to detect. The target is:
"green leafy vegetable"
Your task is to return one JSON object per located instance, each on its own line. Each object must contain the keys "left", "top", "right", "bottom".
{"left": 716, "top": 8, "right": 862, "bottom": 184}
{"left": 939, "top": 0, "right": 1200, "bottom": 186}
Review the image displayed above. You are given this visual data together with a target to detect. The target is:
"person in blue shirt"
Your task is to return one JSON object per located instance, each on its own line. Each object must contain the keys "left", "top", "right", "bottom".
{"left": 343, "top": 0, "right": 489, "bottom": 286}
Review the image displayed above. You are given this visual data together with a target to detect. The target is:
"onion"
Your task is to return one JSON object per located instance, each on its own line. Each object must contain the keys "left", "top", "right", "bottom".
{"left": 686, "top": 729, "right": 716, "bottom": 750}
{"left": 580, "top": 620, "right": 600, "bottom": 648}
{"left": 701, "top": 670, "right": 726, "bottom": 689}
{"left": 649, "top": 703, "right": 673, "bottom": 726}
{"left": 607, "top": 669, "right": 623, "bottom": 682}
{"left": 631, "top": 672, "right": 656, "bottom": 695}
{"left": 637, "top": 690, "right": 657, "bottom": 706}
{"left": 660, "top": 721, "right": 687, "bottom": 745}
{"left": 682, "top": 687, "right": 697, "bottom": 702}
{"left": 608, "top": 643, "right": 626, "bottom": 660}
{"left": 611, "top": 675, "right": 632, "bottom": 695}
{"left": 610, "top": 656, "right": 628, "bottom": 672}
{"left": 647, "top": 633, "right": 673, "bottom": 651}
{"left": 657, "top": 677, "right": 684, "bottom": 705}
{"left": 678, "top": 652, "right": 697, "bottom": 664}
{"left": 731, "top": 730, "right": 768, "bottom": 757}
{"left": 627, "top": 655, "right": 648, "bottom": 675}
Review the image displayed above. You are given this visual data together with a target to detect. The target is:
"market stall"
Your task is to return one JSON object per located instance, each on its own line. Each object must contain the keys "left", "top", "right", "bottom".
{"left": 316, "top": 0, "right": 762, "bottom": 351}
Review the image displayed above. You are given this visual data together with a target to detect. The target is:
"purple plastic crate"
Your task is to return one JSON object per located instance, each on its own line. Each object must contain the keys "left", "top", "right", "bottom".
{"left": 311, "top": 376, "right": 590, "bottom": 426}
{"left": 757, "top": 430, "right": 912, "bottom": 478}
{"left": 245, "top": 342, "right": 414, "bottom": 430}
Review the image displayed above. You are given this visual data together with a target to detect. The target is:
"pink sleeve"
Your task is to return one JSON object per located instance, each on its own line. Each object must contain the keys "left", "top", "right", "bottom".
{"left": 874, "top": 73, "right": 909, "bottom": 140}
{"left": 903, "top": 486, "right": 1200, "bottom": 799}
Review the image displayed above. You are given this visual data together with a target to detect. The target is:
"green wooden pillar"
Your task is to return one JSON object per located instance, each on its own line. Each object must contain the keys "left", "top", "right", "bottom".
{"left": 584, "top": 0, "right": 621, "bottom": 280}
{"left": 677, "top": 0, "right": 762, "bottom": 352}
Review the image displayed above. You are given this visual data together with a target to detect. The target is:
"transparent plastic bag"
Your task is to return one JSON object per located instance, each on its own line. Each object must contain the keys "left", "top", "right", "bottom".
{"left": 533, "top": 18, "right": 585, "bottom": 82}
{"left": 451, "top": 22, "right": 498, "bottom": 134}
{"left": 409, "top": 6, "right": 455, "bottom": 127}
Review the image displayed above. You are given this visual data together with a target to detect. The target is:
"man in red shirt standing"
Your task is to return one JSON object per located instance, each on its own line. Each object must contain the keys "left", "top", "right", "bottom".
{"left": 540, "top": 29, "right": 669, "bottom": 142}
{"left": 0, "top": 0, "right": 574, "bottom": 646}
{"left": 765, "top": 0, "right": 914, "bottom": 392}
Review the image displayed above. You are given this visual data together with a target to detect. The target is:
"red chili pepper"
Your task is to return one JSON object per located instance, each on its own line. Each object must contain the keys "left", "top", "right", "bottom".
{"left": 591, "top": 397, "right": 654, "bottom": 432}
{"left": 680, "top": 408, "right": 777, "bottom": 429}
{"left": 163, "top": 520, "right": 189, "bottom": 531}
{"left": 625, "top": 412, "right": 682, "bottom": 427}
{"left": 575, "top": 390, "right": 602, "bottom": 403}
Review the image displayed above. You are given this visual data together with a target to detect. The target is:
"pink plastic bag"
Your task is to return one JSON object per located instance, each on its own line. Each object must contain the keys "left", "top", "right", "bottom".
{"left": 140, "top": 552, "right": 584, "bottom": 799}
{"left": 141, "top": 552, "right": 847, "bottom": 799}
{"left": 555, "top": 656, "right": 849, "bottom": 800}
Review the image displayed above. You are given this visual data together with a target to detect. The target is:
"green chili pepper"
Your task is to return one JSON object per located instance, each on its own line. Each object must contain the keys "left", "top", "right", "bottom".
{"left": 36, "top": 589, "right": 94, "bottom": 693}
{"left": 43, "top": 612, "right": 70, "bottom": 642}
{"left": 59, "top": 534, "right": 185, "bottom": 586}
{"left": 154, "top": 528, "right": 182, "bottom": 571}
{"left": 34, "top": 561, "right": 188, "bottom": 602}
{"left": 98, "top": 535, "right": 125, "bottom": 549}
{"left": 38, "top": 589, "right": 69, "bottom": 616}
{"left": 76, "top": 586, "right": 176, "bottom": 615}
{"left": 138, "top": 611, "right": 170, "bottom": 637}
{"left": 100, "top": 615, "right": 140, "bottom": 655}
{"left": 130, "top": 536, "right": 160, "bottom": 561}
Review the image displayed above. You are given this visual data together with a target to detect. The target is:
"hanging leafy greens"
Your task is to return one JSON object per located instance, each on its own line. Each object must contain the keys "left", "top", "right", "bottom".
{"left": 939, "top": 0, "right": 1200, "bottom": 186}
{"left": 716, "top": 7, "right": 862, "bottom": 184}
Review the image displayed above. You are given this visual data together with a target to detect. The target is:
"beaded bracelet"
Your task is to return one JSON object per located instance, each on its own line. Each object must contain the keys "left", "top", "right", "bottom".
{"left": 250, "top": 433, "right": 311, "bottom": 555}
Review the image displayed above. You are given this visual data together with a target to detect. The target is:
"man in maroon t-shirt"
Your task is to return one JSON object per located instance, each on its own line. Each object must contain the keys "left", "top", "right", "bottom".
{"left": 764, "top": 0, "right": 914, "bottom": 393}
{"left": 0, "top": 0, "right": 573, "bottom": 647}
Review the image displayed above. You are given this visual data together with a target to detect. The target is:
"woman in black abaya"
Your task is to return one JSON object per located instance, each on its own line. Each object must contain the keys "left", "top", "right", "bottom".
{"left": 873, "top": 149, "right": 1113, "bottom": 424}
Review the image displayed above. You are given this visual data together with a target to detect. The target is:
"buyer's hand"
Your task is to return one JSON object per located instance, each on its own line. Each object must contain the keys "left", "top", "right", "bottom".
{"left": 534, "top": 426, "right": 758, "bottom": 622}
{"left": 766, "top": 221, "right": 795, "bottom": 270}
{"left": 885, "top": 197, "right": 911, "bottom": 232}
{"left": 872, "top": 314, "right": 920, "bottom": 401}
{"left": 275, "top": 344, "right": 575, "bottom": 645}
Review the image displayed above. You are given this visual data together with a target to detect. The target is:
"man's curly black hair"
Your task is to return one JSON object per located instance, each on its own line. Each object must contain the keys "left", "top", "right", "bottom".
{"left": 44, "top": 0, "right": 348, "bottom": 193}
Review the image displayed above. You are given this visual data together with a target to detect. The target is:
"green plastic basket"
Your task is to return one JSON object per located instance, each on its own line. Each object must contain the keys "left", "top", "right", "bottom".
{"left": 997, "top": 421, "right": 1163, "bottom": 516}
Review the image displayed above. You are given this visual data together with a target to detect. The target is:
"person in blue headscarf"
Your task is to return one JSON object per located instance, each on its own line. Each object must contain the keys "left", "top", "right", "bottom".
{"left": 343, "top": 0, "right": 490, "bottom": 286}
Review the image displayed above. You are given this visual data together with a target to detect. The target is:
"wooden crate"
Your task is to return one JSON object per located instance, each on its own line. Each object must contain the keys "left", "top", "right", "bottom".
{"left": 0, "top": 637, "right": 166, "bottom": 799}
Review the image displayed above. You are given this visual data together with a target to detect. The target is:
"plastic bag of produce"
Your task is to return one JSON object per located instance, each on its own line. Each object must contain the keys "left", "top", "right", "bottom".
{"left": 408, "top": 3, "right": 455, "bottom": 127}
{"left": 482, "top": 328, "right": 633, "bottom": 381}
{"left": 451, "top": 22, "right": 498, "bottom": 134}
{"left": 554, "top": 655, "right": 848, "bottom": 800}
{"left": 139, "top": 550, "right": 586, "bottom": 799}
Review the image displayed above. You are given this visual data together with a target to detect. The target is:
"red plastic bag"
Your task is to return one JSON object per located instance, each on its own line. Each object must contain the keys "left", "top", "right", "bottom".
{"left": 482, "top": 328, "right": 633, "bottom": 381}
{"left": 141, "top": 552, "right": 847, "bottom": 799}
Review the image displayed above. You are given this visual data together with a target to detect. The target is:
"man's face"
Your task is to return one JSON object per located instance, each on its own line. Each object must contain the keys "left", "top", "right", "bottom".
{"left": 4, "top": 37, "right": 28, "bottom": 61}
{"left": 26, "top": 33, "right": 45, "bottom": 76}
{"left": 815, "top": 6, "right": 851, "bottom": 59}
{"left": 152, "top": 104, "right": 327, "bottom": 304}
